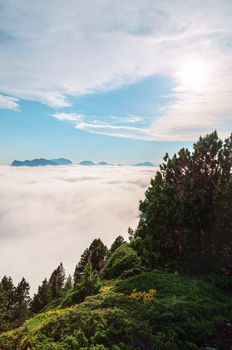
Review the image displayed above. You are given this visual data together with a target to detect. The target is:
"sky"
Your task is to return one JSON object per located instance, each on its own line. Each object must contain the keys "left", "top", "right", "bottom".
{"left": 0, "top": 0, "right": 232, "bottom": 164}
{"left": 0, "top": 165, "right": 154, "bottom": 292}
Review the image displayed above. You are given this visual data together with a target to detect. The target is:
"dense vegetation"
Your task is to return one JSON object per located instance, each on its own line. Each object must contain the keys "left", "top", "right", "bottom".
{"left": 135, "top": 131, "right": 232, "bottom": 274}
{"left": 0, "top": 131, "right": 232, "bottom": 349}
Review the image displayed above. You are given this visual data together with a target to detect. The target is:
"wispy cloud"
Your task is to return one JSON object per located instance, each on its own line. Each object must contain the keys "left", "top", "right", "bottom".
{"left": 0, "top": 1, "right": 232, "bottom": 139}
{"left": 0, "top": 165, "right": 154, "bottom": 292}
{"left": 75, "top": 121, "right": 152, "bottom": 140}
{"left": 0, "top": 94, "right": 20, "bottom": 111}
{"left": 52, "top": 112, "right": 83, "bottom": 122}
{"left": 111, "top": 116, "right": 145, "bottom": 123}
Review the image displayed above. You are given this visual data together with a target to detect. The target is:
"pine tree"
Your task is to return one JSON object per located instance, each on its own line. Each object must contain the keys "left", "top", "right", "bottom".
{"left": 89, "top": 238, "right": 108, "bottom": 271}
{"left": 13, "top": 277, "right": 30, "bottom": 325}
{"left": 49, "top": 263, "right": 65, "bottom": 298}
{"left": 64, "top": 274, "right": 73, "bottom": 290}
{"left": 30, "top": 278, "right": 52, "bottom": 313}
{"left": 74, "top": 239, "right": 108, "bottom": 285}
{"left": 0, "top": 276, "right": 15, "bottom": 331}
{"left": 73, "top": 262, "right": 100, "bottom": 303}
{"left": 108, "top": 236, "right": 125, "bottom": 256}
{"left": 136, "top": 131, "right": 232, "bottom": 274}
{"left": 74, "top": 248, "right": 90, "bottom": 285}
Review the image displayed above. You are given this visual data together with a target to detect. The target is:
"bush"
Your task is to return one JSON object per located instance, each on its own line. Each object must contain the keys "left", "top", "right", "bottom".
{"left": 63, "top": 262, "right": 100, "bottom": 306}
{"left": 1, "top": 271, "right": 232, "bottom": 349}
{"left": 102, "top": 244, "right": 142, "bottom": 279}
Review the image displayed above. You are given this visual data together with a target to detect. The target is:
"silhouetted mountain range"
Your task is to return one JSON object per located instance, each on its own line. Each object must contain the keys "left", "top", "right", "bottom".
{"left": 11, "top": 158, "right": 72, "bottom": 167}
{"left": 11, "top": 158, "right": 156, "bottom": 167}
{"left": 79, "top": 160, "right": 95, "bottom": 166}
{"left": 133, "top": 161, "right": 155, "bottom": 167}
{"left": 79, "top": 161, "right": 112, "bottom": 166}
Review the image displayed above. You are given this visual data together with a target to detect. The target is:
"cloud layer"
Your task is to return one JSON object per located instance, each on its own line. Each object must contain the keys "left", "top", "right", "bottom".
{"left": 0, "top": 165, "right": 154, "bottom": 292}
{"left": 0, "top": 1, "right": 232, "bottom": 139}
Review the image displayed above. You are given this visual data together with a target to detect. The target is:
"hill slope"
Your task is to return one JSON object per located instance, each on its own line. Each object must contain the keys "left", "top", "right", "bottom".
{"left": 1, "top": 271, "right": 232, "bottom": 350}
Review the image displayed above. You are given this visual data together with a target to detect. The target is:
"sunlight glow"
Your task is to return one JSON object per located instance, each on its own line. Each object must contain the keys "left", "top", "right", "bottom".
{"left": 176, "top": 59, "right": 211, "bottom": 91}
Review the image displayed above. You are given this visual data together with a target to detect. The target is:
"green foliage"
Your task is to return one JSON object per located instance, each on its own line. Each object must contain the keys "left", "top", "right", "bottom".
{"left": 1, "top": 271, "right": 232, "bottom": 349}
{"left": 64, "top": 262, "right": 100, "bottom": 306}
{"left": 0, "top": 276, "right": 30, "bottom": 332}
{"left": 89, "top": 239, "right": 108, "bottom": 271}
{"left": 30, "top": 279, "right": 52, "bottom": 314}
{"left": 74, "top": 248, "right": 91, "bottom": 285}
{"left": 49, "top": 263, "right": 66, "bottom": 299}
{"left": 74, "top": 239, "right": 108, "bottom": 284}
{"left": 102, "top": 244, "right": 143, "bottom": 279}
{"left": 108, "top": 236, "right": 125, "bottom": 257}
{"left": 13, "top": 277, "right": 30, "bottom": 323}
{"left": 64, "top": 274, "right": 73, "bottom": 290}
{"left": 136, "top": 131, "right": 232, "bottom": 274}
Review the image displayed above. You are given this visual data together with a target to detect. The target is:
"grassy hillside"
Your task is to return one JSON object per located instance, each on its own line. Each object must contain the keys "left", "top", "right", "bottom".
{"left": 1, "top": 271, "right": 232, "bottom": 350}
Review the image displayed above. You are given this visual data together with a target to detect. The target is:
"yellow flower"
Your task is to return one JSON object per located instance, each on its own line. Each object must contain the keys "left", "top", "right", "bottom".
{"left": 100, "top": 285, "right": 113, "bottom": 292}
{"left": 129, "top": 288, "right": 157, "bottom": 303}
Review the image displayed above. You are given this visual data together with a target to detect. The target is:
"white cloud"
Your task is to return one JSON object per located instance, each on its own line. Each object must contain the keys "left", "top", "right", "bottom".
{"left": 52, "top": 112, "right": 83, "bottom": 122}
{"left": 0, "top": 165, "right": 155, "bottom": 292}
{"left": 111, "top": 116, "right": 145, "bottom": 123}
{"left": 75, "top": 121, "right": 153, "bottom": 139}
{"left": 0, "top": 94, "right": 20, "bottom": 111}
{"left": 0, "top": 1, "right": 232, "bottom": 139}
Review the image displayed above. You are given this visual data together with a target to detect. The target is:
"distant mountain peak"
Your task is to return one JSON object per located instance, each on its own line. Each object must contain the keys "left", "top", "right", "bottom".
{"left": 79, "top": 160, "right": 95, "bottom": 166}
{"left": 133, "top": 161, "right": 155, "bottom": 167}
{"left": 11, "top": 158, "right": 72, "bottom": 167}
{"left": 97, "top": 161, "right": 112, "bottom": 166}
{"left": 51, "top": 158, "right": 72, "bottom": 165}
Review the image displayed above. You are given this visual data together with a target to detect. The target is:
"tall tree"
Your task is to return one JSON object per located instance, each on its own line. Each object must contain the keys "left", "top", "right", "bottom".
{"left": 0, "top": 276, "right": 15, "bottom": 331}
{"left": 74, "top": 239, "right": 108, "bottom": 285}
{"left": 64, "top": 274, "right": 73, "bottom": 290}
{"left": 30, "top": 278, "right": 52, "bottom": 313}
{"left": 74, "top": 248, "right": 90, "bottom": 285}
{"left": 13, "top": 277, "right": 30, "bottom": 325}
{"left": 89, "top": 238, "right": 108, "bottom": 271}
{"left": 135, "top": 131, "right": 232, "bottom": 274}
{"left": 73, "top": 262, "right": 100, "bottom": 303}
{"left": 49, "top": 263, "right": 65, "bottom": 298}
{"left": 108, "top": 235, "right": 125, "bottom": 256}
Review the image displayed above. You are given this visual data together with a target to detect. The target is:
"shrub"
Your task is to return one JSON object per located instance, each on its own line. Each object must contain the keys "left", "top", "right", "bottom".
{"left": 63, "top": 262, "right": 100, "bottom": 306}
{"left": 102, "top": 244, "right": 142, "bottom": 279}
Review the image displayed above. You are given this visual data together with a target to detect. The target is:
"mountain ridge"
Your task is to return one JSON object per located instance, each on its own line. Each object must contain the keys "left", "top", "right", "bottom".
{"left": 11, "top": 158, "right": 72, "bottom": 167}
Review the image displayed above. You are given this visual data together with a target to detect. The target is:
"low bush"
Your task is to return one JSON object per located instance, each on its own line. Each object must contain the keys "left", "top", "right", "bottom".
{"left": 102, "top": 244, "right": 142, "bottom": 279}
{"left": 1, "top": 271, "right": 232, "bottom": 349}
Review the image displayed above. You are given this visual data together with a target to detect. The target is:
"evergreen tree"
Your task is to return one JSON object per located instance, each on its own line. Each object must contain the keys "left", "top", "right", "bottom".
{"left": 89, "top": 238, "right": 108, "bottom": 271}
{"left": 13, "top": 277, "right": 30, "bottom": 325}
{"left": 74, "top": 248, "right": 90, "bottom": 285}
{"left": 73, "top": 262, "right": 100, "bottom": 303}
{"left": 108, "top": 236, "right": 125, "bottom": 256}
{"left": 64, "top": 274, "right": 73, "bottom": 290}
{"left": 128, "top": 227, "right": 134, "bottom": 242}
{"left": 49, "top": 263, "right": 65, "bottom": 298}
{"left": 0, "top": 276, "right": 15, "bottom": 331}
{"left": 135, "top": 131, "right": 232, "bottom": 274}
{"left": 30, "top": 278, "right": 52, "bottom": 313}
{"left": 74, "top": 239, "right": 108, "bottom": 285}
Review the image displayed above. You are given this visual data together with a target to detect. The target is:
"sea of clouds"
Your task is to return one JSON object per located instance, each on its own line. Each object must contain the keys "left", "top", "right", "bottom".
{"left": 0, "top": 165, "right": 155, "bottom": 293}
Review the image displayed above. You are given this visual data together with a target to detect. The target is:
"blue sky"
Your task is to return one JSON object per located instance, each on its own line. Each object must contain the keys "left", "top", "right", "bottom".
{"left": 0, "top": 0, "right": 232, "bottom": 164}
